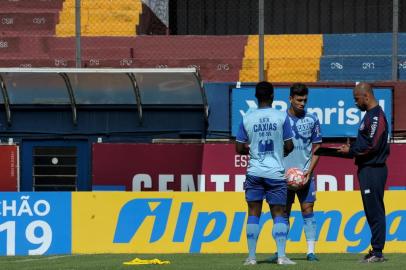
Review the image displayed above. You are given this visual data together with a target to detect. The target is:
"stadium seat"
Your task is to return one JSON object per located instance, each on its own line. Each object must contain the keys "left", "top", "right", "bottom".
{"left": 48, "top": 47, "right": 132, "bottom": 59}
{"left": 0, "top": 0, "right": 63, "bottom": 11}
{"left": 323, "top": 33, "right": 392, "bottom": 56}
{"left": 239, "top": 36, "right": 260, "bottom": 82}
{"left": 129, "top": 36, "right": 247, "bottom": 82}
{"left": 266, "top": 58, "right": 319, "bottom": 82}
{"left": 398, "top": 33, "right": 406, "bottom": 55}
{"left": 398, "top": 56, "right": 406, "bottom": 80}
{"left": 319, "top": 56, "right": 392, "bottom": 81}
{"left": 0, "top": 37, "right": 20, "bottom": 55}
{"left": 239, "top": 35, "right": 322, "bottom": 82}
{"left": 320, "top": 33, "right": 395, "bottom": 81}
{"left": 0, "top": 12, "right": 59, "bottom": 35}
{"left": 0, "top": 58, "right": 75, "bottom": 68}
{"left": 56, "top": 0, "right": 142, "bottom": 36}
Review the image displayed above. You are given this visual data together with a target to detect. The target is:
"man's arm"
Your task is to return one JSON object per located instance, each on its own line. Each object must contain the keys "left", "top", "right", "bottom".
{"left": 284, "top": 139, "right": 293, "bottom": 157}
{"left": 304, "top": 116, "right": 323, "bottom": 182}
{"left": 303, "top": 143, "right": 321, "bottom": 183}
{"left": 235, "top": 121, "right": 249, "bottom": 155}
{"left": 282, "top": 114, "right": 294, "bottom": 156}
{"left": 236, "top": 142, "right": 249, "bottom": 155}
{"left": 338, "top": 112, "right": 386, "bottom": 156}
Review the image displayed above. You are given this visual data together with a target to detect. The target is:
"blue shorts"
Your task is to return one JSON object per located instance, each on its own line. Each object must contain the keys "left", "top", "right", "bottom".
{"left": 287, "top": 176, "right": 316, "bottom": 204}
{"left": 244, "top": 174, "right": 287, "bottom": 206}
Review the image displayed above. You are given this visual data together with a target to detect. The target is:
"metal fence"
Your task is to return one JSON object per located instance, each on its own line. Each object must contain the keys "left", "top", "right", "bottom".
{"left": 0, "top": 0, "right": 404, "bottom": 82}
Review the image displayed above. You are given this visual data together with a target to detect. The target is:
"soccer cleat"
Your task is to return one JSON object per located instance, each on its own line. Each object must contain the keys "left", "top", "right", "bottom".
{"left": 277, "top": 257, "right": 296, "bottom": 265}
{"left": 361, "top": 250, "right": 385, "bottom": 263}
{"left": 306, "top": 253, "right": 319, "bottom": 261}
{"left": 243, "top": 258, "right": 257, "bottom": 265}
{"left": 266, "top": 252, "right": 278, "bottom": 263}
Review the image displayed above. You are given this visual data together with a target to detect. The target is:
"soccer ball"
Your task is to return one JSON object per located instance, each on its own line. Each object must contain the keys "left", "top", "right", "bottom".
{"left": 285, "top": 167, "right": 305, "bottom": 190}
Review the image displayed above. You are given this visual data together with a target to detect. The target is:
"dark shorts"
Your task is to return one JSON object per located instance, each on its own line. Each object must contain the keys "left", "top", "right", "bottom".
{"left": 287, "top": 176, "right": 316, "bottom": 204}
{"left": 244, "top": 174, "right": 287, "bottom": 206}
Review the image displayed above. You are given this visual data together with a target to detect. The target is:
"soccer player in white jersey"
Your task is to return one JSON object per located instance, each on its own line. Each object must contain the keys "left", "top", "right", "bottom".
{"left": 235, "top": 81, "right": 295, "bottom": 265}
{"left": 282, "top": 83, "right": 322, "bottom": 261}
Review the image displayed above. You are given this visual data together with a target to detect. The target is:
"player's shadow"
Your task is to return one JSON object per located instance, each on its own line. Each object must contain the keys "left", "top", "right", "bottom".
{"left": 256, "top": 257, "right": 308, "bottom": 264}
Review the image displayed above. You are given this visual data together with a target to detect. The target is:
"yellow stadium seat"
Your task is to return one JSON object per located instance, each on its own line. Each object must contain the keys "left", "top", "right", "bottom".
{"left": 240, "top": 35, "right": 322, "bottom": 82}
{"left": 57, "top": 0, "right": 142, "bottom": 37}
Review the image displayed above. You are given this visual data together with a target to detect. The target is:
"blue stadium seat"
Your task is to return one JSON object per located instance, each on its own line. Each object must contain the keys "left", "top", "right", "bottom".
{"left": 320, "top": 56, "right": 392, "bottom": 81}
{"left": 398, "top": 33, "right": 406, "bottom": 55}
{"left": 323, "top": 33, "right": 392, "bottom": 56}
{"left": 398, "top": 56, "right": 406, "bottom": 80}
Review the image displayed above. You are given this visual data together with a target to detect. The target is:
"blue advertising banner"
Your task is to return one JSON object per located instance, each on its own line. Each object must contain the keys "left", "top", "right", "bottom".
{"left": 231, "top": 87, "right": 392, "bottom": 137}
{"left": 0, "top": 192, "right": 71, "bottom": 255}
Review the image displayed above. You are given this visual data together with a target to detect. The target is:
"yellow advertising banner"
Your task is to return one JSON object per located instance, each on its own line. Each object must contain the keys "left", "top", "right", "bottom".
{"left": 72, "top": 192, "right": 406, "bottom": 254}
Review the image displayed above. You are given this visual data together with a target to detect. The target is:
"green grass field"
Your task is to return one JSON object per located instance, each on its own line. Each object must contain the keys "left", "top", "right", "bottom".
{"left": 0, "top": 254, "right": 404, "bottom": 270}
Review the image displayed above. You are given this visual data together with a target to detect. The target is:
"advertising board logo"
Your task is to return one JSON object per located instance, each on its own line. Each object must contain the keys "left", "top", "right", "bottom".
{"left": 0, "top": 193, "right": 71, "bottom": 256}
{"left": 231, "top": 87, "right": 392, "bottom": 137}
{"left": 113, "top": 199, "right": 172, "bottom": 243}
{"left": 112, "top": 198, "right": 406, "bottom": 253}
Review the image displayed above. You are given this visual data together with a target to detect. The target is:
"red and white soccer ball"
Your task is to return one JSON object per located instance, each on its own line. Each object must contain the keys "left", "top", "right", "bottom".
{"left": 285, "top": 167, "right": 305, "bottom": 190}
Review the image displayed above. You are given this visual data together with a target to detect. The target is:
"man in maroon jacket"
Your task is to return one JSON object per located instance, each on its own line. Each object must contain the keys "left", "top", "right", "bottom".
{"left": 338, "top": 82, "right": 389, "bottom": 263}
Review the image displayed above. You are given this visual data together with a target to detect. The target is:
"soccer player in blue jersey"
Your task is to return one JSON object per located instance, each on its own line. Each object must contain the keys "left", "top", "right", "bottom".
{"left": 235, "top": 81, "right": 295, "bottom": 265}
{"left": 282, "top": 83, "right": 322, "bottom": 261}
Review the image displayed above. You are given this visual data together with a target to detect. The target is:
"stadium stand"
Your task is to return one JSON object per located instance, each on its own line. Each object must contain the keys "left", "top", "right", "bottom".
{"left": 399, "top": 56, "right": 406, "bottom": 80}
{"left": 127, "top": 35, "right": 247, "bottom": 82}
{"left": 0, "top": 0, "right": 63, "bottom": 67}
{"left": 0, "top": 0, "right": 63, "bottom": 35}
{"left": 239, "top": 35, "right": 322, "bottom": 82}
{"left": 0, "top": 34, "right": 246, "bottom": 81}
{"left": 56, "top": 0, "right": 142, "bottom": 36}
{"left": 320, "top": 33, "right": 393, "bottom": 81}
{"left": 323, "top": 33, "right": 392, "bottom": 56}
{"left": 1, "top": 0, "right": 405, "bottom": 82}
{"left": 0, "top": 0, "right": 246, "bottom": 81}
{"left": 398, "top": 34, "right": 406, "bottom": 80}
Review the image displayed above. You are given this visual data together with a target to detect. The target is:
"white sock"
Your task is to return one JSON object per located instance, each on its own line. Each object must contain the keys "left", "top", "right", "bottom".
{"left": 307, "top": 241, "right": 315, "bottom": 254}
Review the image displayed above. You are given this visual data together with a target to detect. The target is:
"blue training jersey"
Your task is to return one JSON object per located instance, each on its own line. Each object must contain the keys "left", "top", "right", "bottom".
{"left": 236, "top": 107, "right": 293, "bottom": 179}
{"left": 283, "top": 111, "right": 322, "bottom": 172}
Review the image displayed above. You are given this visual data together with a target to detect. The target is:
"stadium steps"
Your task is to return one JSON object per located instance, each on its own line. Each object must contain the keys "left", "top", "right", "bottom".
{"left": 48, "top": 47, "right": 133, "bottom": 59}
{"left": 0, "top": 58, "right": 76, "bottom": 68}
{"left": 0, "top": 12, "right": 60, "bottom": 35}
{"left": 239, "top": 35, "right": 322, "bottom": 82}
{"left": 320, "top": 55, "right": 392, "bottom": 82}
{"left": 56, "top": 0, "right": 142, "bottom": 36}
{"left": 399, "top": 55, "right": 406, "bottom": 80}
{"left": 320, "top": 33, "right": 394, "bottom": 82}
{"left": 266, "top": 58, "right": 320, "bottom": 82}
{"left": 0, "top": 0, "right": 63, "bottom": 11}
{"left": 322, "top": 33, "right": 392, "bottom": 56}
{"left": 0, "top": 36, "right": 50, "bottom": 58}
{"left": 128, "top": 35, "right": 247, "bottom": 82}
{"left": 239, "top": 36, "right": 260, "bottom": 82}
{"left": 0, "top": 35, "right": 247, "bottom": 82}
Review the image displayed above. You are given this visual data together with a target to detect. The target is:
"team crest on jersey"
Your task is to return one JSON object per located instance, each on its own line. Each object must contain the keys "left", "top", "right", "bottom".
{"left": 257, "top": 139, "right": 274, "bottom": 161}
{"left": 292, "top": 117, "right": 313, "bottom": 144}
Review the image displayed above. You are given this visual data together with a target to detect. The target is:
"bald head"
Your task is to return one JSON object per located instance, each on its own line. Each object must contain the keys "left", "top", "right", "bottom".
{"left": 354, "top": 82, "right": 374, "bottom": 96}
{"left": 353, "top": 82, "right": 377, "bottom": 111}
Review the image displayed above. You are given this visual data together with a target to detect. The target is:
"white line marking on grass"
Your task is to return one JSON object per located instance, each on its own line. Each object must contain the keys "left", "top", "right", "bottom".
{"left": 11, "top": 254, "right": 82, "bottom": 263}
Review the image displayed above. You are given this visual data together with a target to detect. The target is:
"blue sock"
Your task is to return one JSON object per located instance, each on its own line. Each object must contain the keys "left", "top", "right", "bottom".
{"left": 272, "top": 216, "right": 288, "bottom": 258}
{"left": 284, "top": 214, "right": 290, "bottom": 236}
{"left": 246, "top": 216, "right": 260, "bottom": 259}
{"left": 303, "top": 213, "right": 316, "bottom": 242}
